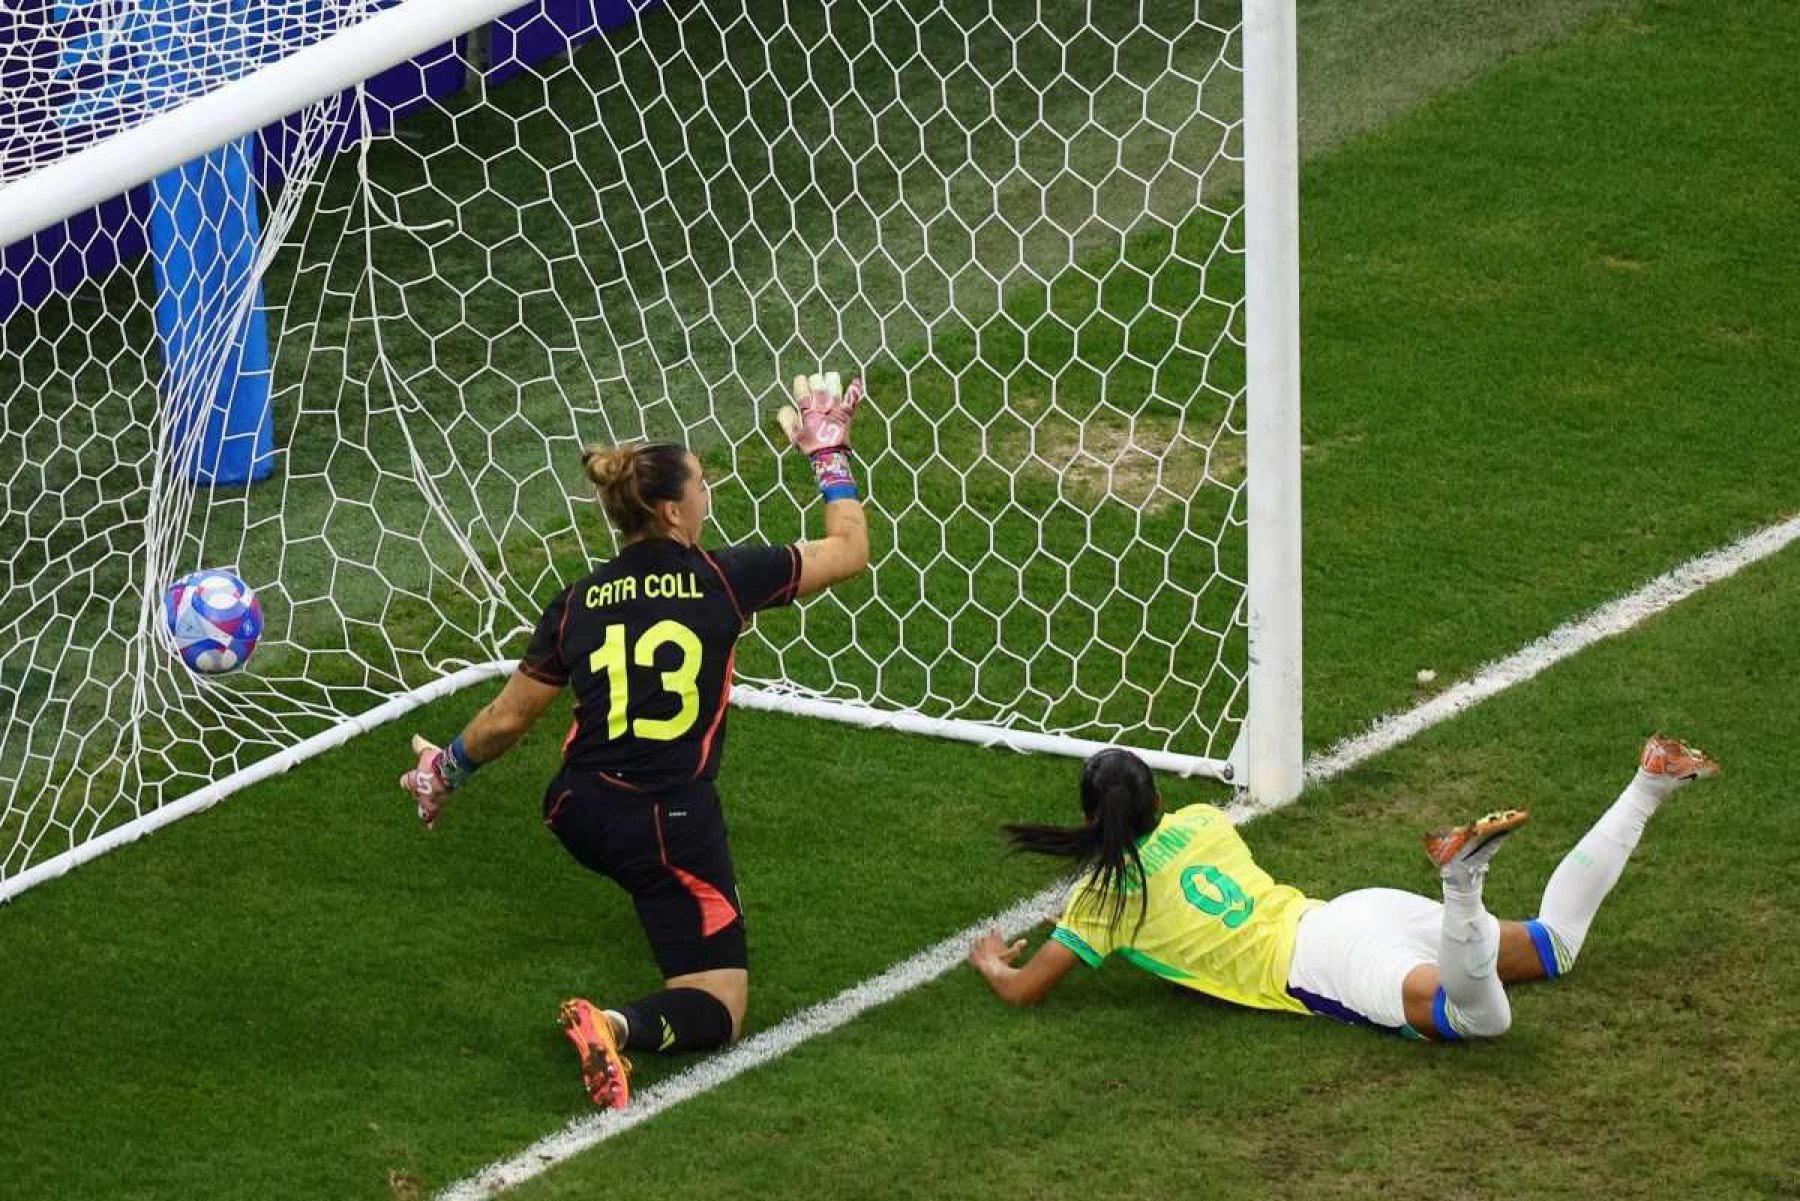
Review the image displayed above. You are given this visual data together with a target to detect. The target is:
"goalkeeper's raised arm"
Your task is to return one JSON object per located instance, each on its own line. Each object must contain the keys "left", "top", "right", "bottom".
{"left": 395, "top": 370, "right": 870, "bottom": 1109}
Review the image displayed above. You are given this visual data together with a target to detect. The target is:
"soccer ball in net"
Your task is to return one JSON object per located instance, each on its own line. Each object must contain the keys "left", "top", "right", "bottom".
{"left": 164, "top": 570, "right": 263, "bottom": 675}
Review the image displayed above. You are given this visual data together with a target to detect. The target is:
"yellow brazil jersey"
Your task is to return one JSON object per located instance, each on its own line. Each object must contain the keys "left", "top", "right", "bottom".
{"left": 1051, "top": 804, "right": 1320, "bottom": 1015}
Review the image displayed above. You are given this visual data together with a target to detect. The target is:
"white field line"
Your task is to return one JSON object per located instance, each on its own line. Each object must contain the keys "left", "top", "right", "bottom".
{"left": 439, "top": 512, "right": 1800, "bottom": 1201}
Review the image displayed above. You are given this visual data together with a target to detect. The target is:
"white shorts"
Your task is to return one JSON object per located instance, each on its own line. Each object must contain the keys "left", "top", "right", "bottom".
{"left": 1286, "top": 888, "right": 1443, "bottom": 1033}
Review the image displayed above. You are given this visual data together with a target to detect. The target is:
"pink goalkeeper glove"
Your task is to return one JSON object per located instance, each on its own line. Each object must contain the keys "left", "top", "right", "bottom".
{"left": 780, "top": 372, "right": 865, "bottom": 501}
{"left": 399, "top": 734, "right": 449, "bottom": 830}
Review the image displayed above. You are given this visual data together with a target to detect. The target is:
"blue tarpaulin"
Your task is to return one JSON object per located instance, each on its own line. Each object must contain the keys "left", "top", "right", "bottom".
{"left": 131, "top": 0, "right": 276, "bottom": 485}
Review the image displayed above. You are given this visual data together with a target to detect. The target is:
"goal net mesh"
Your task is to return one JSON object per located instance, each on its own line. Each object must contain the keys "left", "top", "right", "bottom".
{"left": 0, "top": 0, "right": 1250, "bottom": 888}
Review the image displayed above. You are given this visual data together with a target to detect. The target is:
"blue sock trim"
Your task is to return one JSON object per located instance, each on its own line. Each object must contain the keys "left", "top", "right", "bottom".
{"left": 1525, "top": 918, "right": 1561, "bottom": 980}
{"left": 1431, "top": 986, "right": 1462, "bottom": 1041}
{"left": 819, "top": 482, "right": 859, "bottom": 502}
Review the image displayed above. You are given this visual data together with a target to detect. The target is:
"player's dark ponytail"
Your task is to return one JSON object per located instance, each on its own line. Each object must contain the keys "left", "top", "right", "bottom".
{"left": 581, "top": 441, "right": 690, "bottom": 542}
{"left": 1003, "top": 748, "right": 1161, "bottom": 931}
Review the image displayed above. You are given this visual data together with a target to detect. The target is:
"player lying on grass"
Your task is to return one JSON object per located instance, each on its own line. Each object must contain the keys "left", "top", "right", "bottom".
{"left": 400, "top": 372, "right": 868, "bottom": 1108}
{"left": 969, "top": 736, "right": 1719, "bottom": 1040}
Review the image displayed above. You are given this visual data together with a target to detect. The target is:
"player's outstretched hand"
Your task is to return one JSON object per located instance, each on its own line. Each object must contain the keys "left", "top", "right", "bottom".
{"left": 778, "top": 371, "right": 864, "bottom": 457}
{"left": 399, "top": 733, "right": 448, "bottom": 830}
{"left": 967, "top": 925, "right": 1027, "bottom": 975}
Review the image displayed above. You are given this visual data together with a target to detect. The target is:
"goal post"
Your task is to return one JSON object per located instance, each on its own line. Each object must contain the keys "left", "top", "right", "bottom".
{"left": 1242, "top": 0, "right": 1305, "bottom": 805}
{"left": 0, "top": 0, "right": 1303, "bottom": 901}
{"left": 0, "top": 0, "right": 529, "bottom": 250}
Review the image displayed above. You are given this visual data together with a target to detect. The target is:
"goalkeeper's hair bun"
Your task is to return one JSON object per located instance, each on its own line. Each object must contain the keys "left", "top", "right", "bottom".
{"left": 581, "top": 444, "right": 637, "bottom": 490}
{"left": 581, "top": 441, "right": 692, "bottom": 542}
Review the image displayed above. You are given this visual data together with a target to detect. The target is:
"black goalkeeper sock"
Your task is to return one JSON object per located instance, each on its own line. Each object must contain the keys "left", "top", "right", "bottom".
{"left": 615, "top": 988, "right": 735, "bottom": 1054}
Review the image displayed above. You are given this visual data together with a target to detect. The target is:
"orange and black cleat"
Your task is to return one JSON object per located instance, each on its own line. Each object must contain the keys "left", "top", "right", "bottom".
{"left": 1639, "top": 735, "right": 1721, "bottom": 782}
{"left": 559, "top": 998, "right": 632, "bottom": 1110}
{"left": 1423, "top": 808, "right": 1530, "bottom": 874}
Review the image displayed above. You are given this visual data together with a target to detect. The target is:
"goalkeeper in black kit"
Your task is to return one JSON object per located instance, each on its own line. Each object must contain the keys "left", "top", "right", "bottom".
{"left": 400, "top": 373, "right": 869, "bottom": 1109}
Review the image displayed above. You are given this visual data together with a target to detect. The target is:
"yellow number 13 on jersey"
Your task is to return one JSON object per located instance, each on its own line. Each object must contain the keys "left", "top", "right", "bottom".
{"left": 587, "top": 620, "right": 704, "bottom": 741}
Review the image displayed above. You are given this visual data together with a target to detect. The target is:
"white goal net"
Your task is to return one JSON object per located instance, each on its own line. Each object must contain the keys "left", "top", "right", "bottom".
{"left": 0, "top": 0, "right": 1295, "bottom": 898}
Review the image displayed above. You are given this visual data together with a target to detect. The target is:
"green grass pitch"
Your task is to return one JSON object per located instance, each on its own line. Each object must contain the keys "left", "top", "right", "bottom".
{"left": 2, "top": 0, "right": 1799, "bottom": 1198}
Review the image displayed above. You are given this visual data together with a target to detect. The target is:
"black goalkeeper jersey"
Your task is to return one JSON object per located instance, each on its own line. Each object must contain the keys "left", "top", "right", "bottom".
{"left": 519, "top": 537, "right": 802, "bottom": 793}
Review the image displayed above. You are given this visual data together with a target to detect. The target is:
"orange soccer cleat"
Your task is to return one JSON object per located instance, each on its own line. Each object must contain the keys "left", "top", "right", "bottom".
{"left": 1423, "top": 808, "right": 1530, "bottom": 875}
{"left": 559, "top": 998, "right": 632, "bottom": 1110}
{"left": 1639, "top": 735, "right": 1721, "bottom": 783}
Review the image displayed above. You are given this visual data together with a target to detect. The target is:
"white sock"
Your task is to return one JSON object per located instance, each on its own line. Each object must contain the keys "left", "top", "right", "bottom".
{"left": 604, "top": 1008, "right": 630, "bottom": 1043}
{"left": 1535, "top": 771, "right": 1666, "bottom": 973}
{"left": 1436, "top": 868, "right": 1512, "bottom": 1038}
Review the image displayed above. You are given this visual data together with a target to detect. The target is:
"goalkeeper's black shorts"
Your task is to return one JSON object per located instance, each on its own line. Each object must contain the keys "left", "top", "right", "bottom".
{"left": 543, "top": 773, "right": 747, "bottom": 977}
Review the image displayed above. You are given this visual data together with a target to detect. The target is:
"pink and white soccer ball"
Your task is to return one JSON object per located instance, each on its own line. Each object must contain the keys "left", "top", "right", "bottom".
{"left": 164, "top": 569, "right": 263, "bottom": 674}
